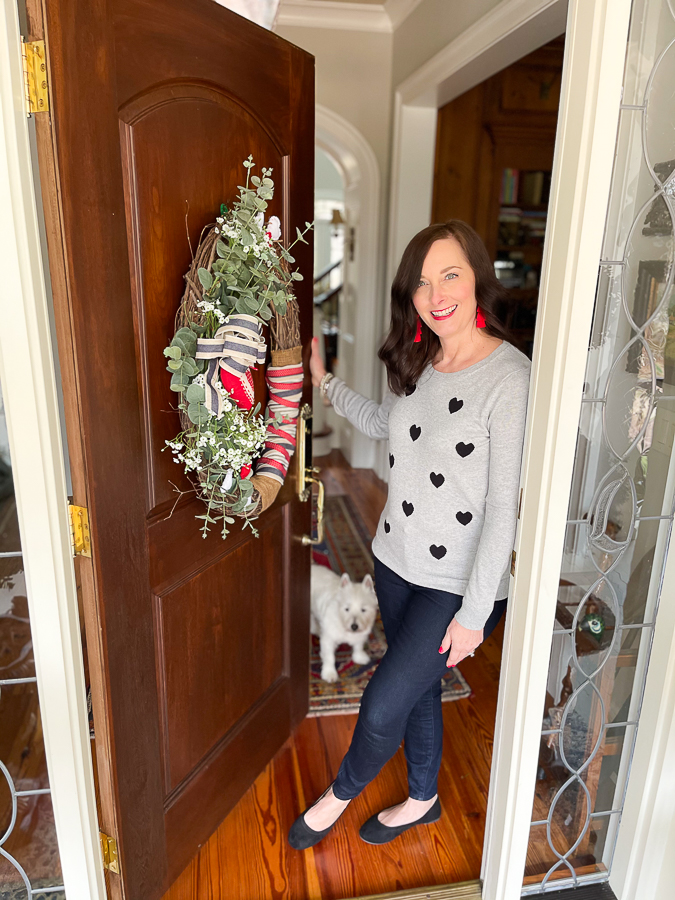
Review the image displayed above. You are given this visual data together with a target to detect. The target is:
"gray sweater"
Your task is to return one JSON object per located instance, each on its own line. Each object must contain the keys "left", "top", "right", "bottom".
{"left": 327, "top": 341, "right": 530, "bottom": 630}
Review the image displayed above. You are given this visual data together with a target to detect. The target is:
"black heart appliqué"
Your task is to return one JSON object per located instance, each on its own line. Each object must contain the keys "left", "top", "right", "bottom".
{"left": 402, "top": 501, "right": 414, "bottom": 517}
{"left": 456, "top": 511, "right": 473, "bottom": 526}
{"left": 456, "top": 442, "right": 474, "bottom": 458}
{"left": 389, "top": 453, "right": 395, "bottom": 468}
{"left": 384, "top": 520, "right": 391, "bottom": 534}
{"left": 430, "top": 544, "right": 447, "bottom": 560}
{"left": 410, "top": 424, "right": 421, "bottom": 442}
{"left": 430, "top": 472, "right": 445, "bottom": 488}
{"left": 448, "top": 397, "right": 463, "bottom": 414}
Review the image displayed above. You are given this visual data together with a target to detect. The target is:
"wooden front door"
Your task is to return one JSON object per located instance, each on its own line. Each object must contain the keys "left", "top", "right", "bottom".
{"left": 26, "top": 1, "right": 314, "bottom": 897}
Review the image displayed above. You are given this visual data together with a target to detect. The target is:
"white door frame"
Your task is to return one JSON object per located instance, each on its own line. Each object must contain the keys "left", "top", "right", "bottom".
{"left": 0, "top": 1, "right": 106, "bottom": 898}
{"left": 316, "top": 104, "right": 383, "bottom": 470}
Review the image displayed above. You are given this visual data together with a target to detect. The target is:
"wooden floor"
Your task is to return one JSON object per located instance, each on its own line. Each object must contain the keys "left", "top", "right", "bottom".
{"left": 163, "top": 452, "right": 504, "bottom": 900}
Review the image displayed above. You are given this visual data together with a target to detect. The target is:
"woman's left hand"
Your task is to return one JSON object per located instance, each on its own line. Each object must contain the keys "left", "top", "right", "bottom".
{"left": 439, "top": 619, "right": 484, "bottom": 667}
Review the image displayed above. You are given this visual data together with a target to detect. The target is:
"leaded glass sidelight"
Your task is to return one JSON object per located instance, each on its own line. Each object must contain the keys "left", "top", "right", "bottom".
{"left": 523, "top": 0, "right": 675, "bottom": 892}
{"left": 0, "top": 383, "right": 65, "bottom": 897}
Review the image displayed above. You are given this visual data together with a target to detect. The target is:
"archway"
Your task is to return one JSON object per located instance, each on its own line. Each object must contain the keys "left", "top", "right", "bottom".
{"left": 315, "top": 105, "right": 384, "bottom": 471}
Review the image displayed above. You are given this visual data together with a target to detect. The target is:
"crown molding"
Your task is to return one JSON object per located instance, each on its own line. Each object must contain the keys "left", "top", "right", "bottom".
{"left": 276, "top": 0, "right": 424, "bottom": 33}
{"left": 277, "top": 0, "right": 391, "bottom": 33}
{"left": 385, "top": 0, "right": 425, "bottom": 29}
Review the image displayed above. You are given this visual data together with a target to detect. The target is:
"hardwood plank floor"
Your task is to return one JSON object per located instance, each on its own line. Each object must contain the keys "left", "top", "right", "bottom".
{"left": 162, "top": 452, "right": 503, "bottom": 900}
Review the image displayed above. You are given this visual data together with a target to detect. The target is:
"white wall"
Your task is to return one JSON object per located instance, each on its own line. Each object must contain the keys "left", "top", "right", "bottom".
{"left": 276, "top": 25, "right": 393, "bottom": 175}
{"left": 392, "top": 0, "right": 503, "bottom": 85}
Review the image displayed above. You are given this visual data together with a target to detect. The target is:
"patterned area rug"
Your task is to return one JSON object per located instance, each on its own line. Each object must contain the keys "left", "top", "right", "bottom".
{"left": 310, "top": 493, "right": 471, "bottom": 716}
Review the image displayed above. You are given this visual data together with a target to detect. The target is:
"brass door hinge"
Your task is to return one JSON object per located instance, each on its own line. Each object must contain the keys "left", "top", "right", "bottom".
{"left": 21, "top": 39, "right": 49, "bottom": 116}
{"left": 511, "top": 550, "right": 516, "bottom": 577}
{"left": 99, "top": 831, "right": 120, "bottom": 874}
{"left": 68, "top": 505, "right": 91, "bottom": 558}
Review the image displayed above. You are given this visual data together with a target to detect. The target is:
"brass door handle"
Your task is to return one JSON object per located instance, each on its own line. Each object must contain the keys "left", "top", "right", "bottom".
{"left": 302, "top": 471, "right": 325, "bottom": 546}
{"left": 296, "top": 404, "right": 324, "bottom": 544}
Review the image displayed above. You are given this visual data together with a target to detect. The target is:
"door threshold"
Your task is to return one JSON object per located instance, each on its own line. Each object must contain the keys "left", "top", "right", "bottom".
{"left": 346, "top": 881, "right": 482, "bottom": 900}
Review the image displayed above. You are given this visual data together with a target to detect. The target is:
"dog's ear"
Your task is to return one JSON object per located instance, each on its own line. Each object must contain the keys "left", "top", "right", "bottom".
{"left": 362, "top": 574, "right": 374, "bottom": 592}
{"left": 340, "top": 573, "right": 350, "bottom": 588}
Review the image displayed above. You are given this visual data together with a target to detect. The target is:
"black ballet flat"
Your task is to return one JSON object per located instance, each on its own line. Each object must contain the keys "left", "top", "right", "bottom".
{"left": 288, "top": 784, "right": 349, "bottom": 850}
{"left": 359, "top": 797, "right": 442, "bottom": 845}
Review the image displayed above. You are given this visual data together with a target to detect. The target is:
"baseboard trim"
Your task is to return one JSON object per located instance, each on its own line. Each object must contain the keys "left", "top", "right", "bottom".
{"left": 346, "top": 881, "right": 482, "bottom": 900}
{"left": 346, "top": 878, "right": 618, "bottom": 900}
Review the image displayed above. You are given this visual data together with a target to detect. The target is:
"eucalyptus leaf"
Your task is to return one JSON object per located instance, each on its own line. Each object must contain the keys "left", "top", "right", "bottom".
{"left": 164, "top": 345, "right": 182, "bottom": 360}
{"left": 170, "top": 371, "right": 190, "bottom": 391}
{"left": 167, "top": 359, "right": 183, "bottom": 372}
{"left": 186, "top": 384, "right": 206, "bottom": 404}
{"left": 198, "top": 267, "right": 213, "bottom": 289}
{"left": 187, "top": 402, "right": 210, "bottom": 425}
{"left": 171, "top": 336, "right": 189, "bottom": 354}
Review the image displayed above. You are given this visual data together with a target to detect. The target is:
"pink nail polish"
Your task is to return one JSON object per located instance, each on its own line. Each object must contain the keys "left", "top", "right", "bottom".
{"left": 438, "top": 646, "right": 443, "bottom": 653}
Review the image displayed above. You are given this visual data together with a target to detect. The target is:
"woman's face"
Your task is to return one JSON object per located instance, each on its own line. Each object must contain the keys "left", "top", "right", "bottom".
{"left": 412, "top": 237, "right": 478, "bottom": 339}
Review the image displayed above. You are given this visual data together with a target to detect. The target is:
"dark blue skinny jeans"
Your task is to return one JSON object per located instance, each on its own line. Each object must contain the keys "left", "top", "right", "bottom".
{"left": 332, "top": 556, "right": 507, "bottom": 802}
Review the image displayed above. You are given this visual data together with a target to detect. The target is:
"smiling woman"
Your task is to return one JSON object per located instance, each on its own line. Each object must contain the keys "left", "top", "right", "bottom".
{"left": 291, "top": 220, "right": 531, "bottom": 850}
{"left": 380, "top": 221, "right": 511, "bottom": 394}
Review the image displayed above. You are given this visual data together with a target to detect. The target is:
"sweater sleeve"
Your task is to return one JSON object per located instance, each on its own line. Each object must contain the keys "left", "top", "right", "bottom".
{"left": 454, "top": 367, "right": 530, "bottom": 631}
{"left": 326, "top": 376, "right": 396, "bottom": 440}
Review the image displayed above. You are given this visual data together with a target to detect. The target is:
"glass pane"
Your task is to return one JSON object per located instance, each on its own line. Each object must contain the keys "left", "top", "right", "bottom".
{"left": 0, "top": 381, "right": 63, "bottom": 894}
{"left": 0, "top": 569, "right": 35, "bottom": 684}
{"left": 0, "top": 791, "right": 65, "bottom": 896}
{"left": 527, "top": 0, "right": 675, "bottom": 888}
{"left": 622, "top": 1, "right": 675, "bottom": 106}
{"left": 524, "top": 820, "right": 609, "bottom": 890}
{"left": 559, "top": 518, "right": 670, "bottom": 625}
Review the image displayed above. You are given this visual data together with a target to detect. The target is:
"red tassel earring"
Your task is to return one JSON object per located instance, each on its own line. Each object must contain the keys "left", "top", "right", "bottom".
{"left": 476, "top": 306, "right": 487, "bottom": 328}
{"left": 414, "top": 316, "right": 423, "bottom": 343}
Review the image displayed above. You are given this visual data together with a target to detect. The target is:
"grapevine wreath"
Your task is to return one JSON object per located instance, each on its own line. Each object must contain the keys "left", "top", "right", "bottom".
{"left": 163, "top": 157, "right": 312, "bottom": 539}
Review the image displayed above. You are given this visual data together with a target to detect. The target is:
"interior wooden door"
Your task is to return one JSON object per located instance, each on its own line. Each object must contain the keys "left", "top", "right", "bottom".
{"left": 25, "top": 1, "right": 314, "bottom": 897}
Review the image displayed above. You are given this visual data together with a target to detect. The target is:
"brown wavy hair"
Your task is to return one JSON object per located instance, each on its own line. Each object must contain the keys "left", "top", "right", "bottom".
{"left": 378, "top": 220, "right": 510, "bottom": 396}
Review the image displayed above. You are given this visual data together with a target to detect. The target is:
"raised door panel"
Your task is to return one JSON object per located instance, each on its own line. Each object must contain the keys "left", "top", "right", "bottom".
{"left": 157, "top": 511, "right": 285, "bottom": 791}
{"left": 119, "top": 85, "right": 286, "bottom": 514}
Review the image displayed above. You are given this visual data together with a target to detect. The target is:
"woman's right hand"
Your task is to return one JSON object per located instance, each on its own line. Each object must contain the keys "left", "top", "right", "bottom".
{"left": 310, "top": 336, "right": 327, "bottom": 387}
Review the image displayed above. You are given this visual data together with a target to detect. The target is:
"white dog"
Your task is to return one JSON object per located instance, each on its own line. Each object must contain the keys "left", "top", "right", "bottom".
{"left": 310, "top": 564, "right": 378, "bottom": 683}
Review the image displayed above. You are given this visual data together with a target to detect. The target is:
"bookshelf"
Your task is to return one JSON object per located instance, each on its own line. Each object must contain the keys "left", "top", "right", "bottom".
{"left": 432, "top": 36, "right": 564, "bottom": 358}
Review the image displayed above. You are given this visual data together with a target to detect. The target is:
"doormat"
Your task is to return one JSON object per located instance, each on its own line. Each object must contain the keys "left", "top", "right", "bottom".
{"left": 310, "top": 494, "right": 472, "bottom": 717}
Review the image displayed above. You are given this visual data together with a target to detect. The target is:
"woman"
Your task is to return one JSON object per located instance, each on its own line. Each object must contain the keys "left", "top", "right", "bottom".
{"left": 289, "top": 220, "right": 530, "bottom": 850}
